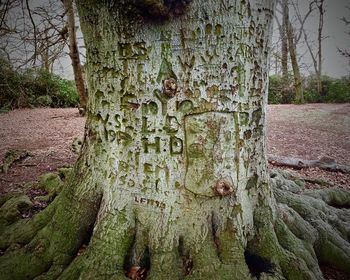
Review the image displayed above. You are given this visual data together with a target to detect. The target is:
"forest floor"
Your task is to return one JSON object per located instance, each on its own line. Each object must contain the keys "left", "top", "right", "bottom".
{"left": 0, "top": 103, "right": 349, "bottom": 194}
{"left": 0, "top": 103, "right": 349, "bottom": 279}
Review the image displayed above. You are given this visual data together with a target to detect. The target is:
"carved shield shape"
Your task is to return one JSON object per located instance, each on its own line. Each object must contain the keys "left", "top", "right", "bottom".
{"left": 184, "top": 112, "right": 237, "bottom": 197}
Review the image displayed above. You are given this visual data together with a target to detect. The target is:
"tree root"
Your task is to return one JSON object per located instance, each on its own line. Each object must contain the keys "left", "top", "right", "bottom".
{"left": 57, "top": 207, "right": 135, "bottom": 280}
{"left": 0, "top": 168, "right": 349, "bottom": 279}
{"left": 270, "top": 169, "right": 350, "bottom": 278}
{"left": 0, "top": 149, "right": 32, "bottom": 174}
{"left": 0, "top": 169, "right": 71, "bottom": 245}
{"left": 0, "top": 173, "right": 102, "bottom": 280}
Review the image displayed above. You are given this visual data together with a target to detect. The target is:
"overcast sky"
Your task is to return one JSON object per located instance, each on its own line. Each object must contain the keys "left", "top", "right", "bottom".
{"left": 8, "top": 0, "right": 350, "bottom": 78}
{"left": 297, "top": 0, "right": 349, "bottom": 77}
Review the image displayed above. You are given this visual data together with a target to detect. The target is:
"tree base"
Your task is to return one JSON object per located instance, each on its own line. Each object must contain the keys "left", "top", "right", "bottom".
{"left": 0, "top": 169, "right": 349, "bottom": 279}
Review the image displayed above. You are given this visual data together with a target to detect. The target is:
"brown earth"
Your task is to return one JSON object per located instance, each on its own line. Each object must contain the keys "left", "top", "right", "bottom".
{"left": 0, "top": 104, "right": 349, "bottom": 194}
{"left": 267, "top": 103, "right": 350, "bottom": 189}
{"left": 0, "top": 108, "right": 84, "bottom": 194}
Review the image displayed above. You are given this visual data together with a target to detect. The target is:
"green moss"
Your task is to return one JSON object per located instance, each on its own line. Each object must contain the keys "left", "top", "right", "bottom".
{"left": 0, "top": 192, "right": 22, "bottom": 207}
{"left": 246, "top": 174, "right": 258, "bottom": 190}
{"left": 316, "top": 239, "right": 350, "bottom": 274}
{"left": 38, "top": 172, "right": 63, "bottom": 196}
{"left": 239, "top": 112, "right": 249, "bottom": 126}
{"left": 0, "top": 194, "right": 33, "bottom": 224}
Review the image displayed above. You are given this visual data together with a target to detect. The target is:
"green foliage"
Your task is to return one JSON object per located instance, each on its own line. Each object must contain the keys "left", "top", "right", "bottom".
{"left": 268, "top": 75, "right": 295, "bottom": 104}
{"left": 268, "top": 74, "right": 350, "bottom": 104}
{"left": 304, "top": 75, "right": 350, "bottom": 103}
{"left": 0, "top": 57, "right": 79, "bottom": 111}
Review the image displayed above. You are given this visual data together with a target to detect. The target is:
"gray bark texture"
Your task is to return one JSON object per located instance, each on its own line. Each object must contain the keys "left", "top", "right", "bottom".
{"left": 0, "top": 1, "right": 349, "bottom": 279}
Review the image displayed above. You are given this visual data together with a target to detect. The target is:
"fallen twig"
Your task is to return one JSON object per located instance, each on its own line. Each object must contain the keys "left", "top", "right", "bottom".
{"left": 268, "top": 154, "right": 350, "bottom": 174}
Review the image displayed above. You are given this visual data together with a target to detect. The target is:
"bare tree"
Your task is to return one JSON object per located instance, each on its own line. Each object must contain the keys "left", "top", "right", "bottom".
{"left": 0, "top": 0, "right": 88, "bottom": 113}
{"left": 272, "top": 0, "right": 289, "bottom": 78}
{"left": 0, "top": 0, "right": 68, "bottom": 71}
{"left": 0, "top": 0, "right": 19, "bottom": 37}
{"left": 273, "top": 0, "right": 321, "bottom": 103}
{"left": 338, "top": 7, "right": 350, "bottom": 64}
{"left": 285, "top": 1, "right": 304, "bottom": 103}
{"left": 29, "top": 2, "right": 68, "bottom": 72}
{"left": 274, "top": 0, "right": 305, "bottom": 103}
{"left": 294, "top": 0, "right": 325, "bottom": 94}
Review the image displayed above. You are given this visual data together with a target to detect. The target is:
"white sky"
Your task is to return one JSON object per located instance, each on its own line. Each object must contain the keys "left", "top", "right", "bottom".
{"left": 5, "top": 0, "right": 350, "bottom": 78}
{"left": 271, "top": 0, "right": 350, "bottom": 77}
{"left": 321, "top": 0, "right": 350, "bottom": 77}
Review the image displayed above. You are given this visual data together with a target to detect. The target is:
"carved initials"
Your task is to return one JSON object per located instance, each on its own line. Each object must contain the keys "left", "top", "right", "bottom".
{"left": 170, "top": 136, "right": 183, "bottom": 155}
{"left": 164, "top": 115, "right": 180, "bottom": 133}
{"left": 142, "top": 137, "right": 161, "bottom": 153}
{"left": 142, "top": 117, "right": 155, "bottom": 134}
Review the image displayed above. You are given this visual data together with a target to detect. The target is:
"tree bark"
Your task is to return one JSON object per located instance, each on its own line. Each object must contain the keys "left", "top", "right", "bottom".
{"left": 72, "top": 1, "right": 275, "bottom": 277}
{"left": 0, "top": 1, "right": 349, "bottom": 279}
{"left": 63, "top": 0, "right": 87, "bottom": 115}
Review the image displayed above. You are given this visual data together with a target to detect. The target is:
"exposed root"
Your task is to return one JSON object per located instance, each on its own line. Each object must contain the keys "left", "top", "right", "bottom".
{"left": 303, "top": 188, "right": 350, "bottom": 209}
{"left": 0, "top": 169, "right": 71, "bottom": 247}
{"left": 0, "top": 149, "right": 32, "bottom": 174}
{"left": 0, "top": 168, "right": 349, "bottom": 279}
{"left": 0, "top": 193, "right": 33, "bottom": 225}
{"left": 248, "top": 207, "right": 316, "bottom": 280}
{"left": 57, "top": 205, "right": 135, "bottom": 280}
{"left": 0, "top": 174, "right": 102, "bottom": 280}
{"left": 35, "top": 172, "right": 64, "bottom": 202}
{"left": 271, "top": 169, "right": 350, "bottom": 277}
{"left": 0, "top": 198, "right": 56, "bottom": 249}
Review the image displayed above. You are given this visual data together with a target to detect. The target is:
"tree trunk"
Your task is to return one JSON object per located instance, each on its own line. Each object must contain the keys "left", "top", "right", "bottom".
{"left": 281, "top": 0, "right": 289, "bottom": 79}
{"left": 1, "top": 1, "right": 349, "bottom": 279}
{"left": 285, "top": 4, "right": 304, "bottom": 104}
{"left": 316, "top": 0, "right": 324, "bottom": 95}
{"left": 73, "top": 1, "right": 275, "bottom": 277}
{"left": 63, "top": 0, "right": 87, "bottom": 115}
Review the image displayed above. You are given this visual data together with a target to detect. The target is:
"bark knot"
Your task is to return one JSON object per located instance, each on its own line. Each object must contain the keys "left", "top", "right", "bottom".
{"left": 163, "top": 78, "right": 177, "bottom": 97}
{"left": 134, "top": 0, "right": 192, "bottom": 19}
{"left": 214, "top": 179, "right": 234, "bottom": 196}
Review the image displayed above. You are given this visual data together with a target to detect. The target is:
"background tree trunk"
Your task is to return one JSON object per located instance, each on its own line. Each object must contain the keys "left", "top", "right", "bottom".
{"left": 281, "top": 0, "right": 289, "bottom": 79}
{"left": 285, "top": 3, "right": 304, "bottom": 104}
{"left": 316, "top": 0, "right": 324, "bottom": 94}
{"left": 63, "top": 0, "right": 87, "bottom": 115}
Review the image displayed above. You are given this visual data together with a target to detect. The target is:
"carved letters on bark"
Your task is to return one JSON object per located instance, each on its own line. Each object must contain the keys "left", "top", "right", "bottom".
{"left": 113, "top": 20, "right": 248, "bottom": 208}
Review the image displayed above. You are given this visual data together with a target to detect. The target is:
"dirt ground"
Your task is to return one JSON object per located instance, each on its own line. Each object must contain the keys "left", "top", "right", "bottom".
{"left": 0, "top": 104, "right": 349, "bottom": 194}
{"left": 0, "top": 108, "right": 84, "bottom": 194}
{"left": 267, "top": 103, "right": 350, "bottom": 189}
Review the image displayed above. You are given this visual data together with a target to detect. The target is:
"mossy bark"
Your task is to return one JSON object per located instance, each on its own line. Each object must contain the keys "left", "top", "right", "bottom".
{"left": 0, "top": 1, "right": 349, "bottom": 279}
